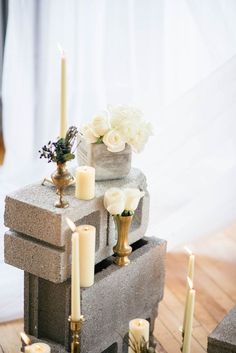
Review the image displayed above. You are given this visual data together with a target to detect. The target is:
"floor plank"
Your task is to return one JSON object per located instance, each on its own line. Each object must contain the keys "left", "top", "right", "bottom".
{"left": 0, "top": 225, "right": 236, "bottom": 352}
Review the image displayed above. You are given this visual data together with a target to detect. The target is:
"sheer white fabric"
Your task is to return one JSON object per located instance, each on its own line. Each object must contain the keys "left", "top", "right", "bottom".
{"left": 0, "top": 0, "right": 236, "bottom": 321}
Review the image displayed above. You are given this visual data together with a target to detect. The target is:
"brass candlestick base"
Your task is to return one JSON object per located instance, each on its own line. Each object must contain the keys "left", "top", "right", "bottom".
{"left": 113, "top": 215, "right": 133, "bottom": 267}
{"left": 42, "top": 163, "right": 75, "bottom": 208}
{"left": 69, "top": 315, "right": 85, "bottom": 353}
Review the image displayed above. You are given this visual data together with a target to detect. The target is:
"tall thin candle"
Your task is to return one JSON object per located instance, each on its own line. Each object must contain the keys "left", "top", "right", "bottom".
{"left": 58, "top": 45, "right": 67, "bottom": 138}
{"left": 66, "top": 217, "right": 81, "bottom": 321}
{"left": 183, "top": 247, "right": 195, "bottom": 335}
{"left": 183, "top": 281, "right": 195, "bottom": 353}
{"left": 185, "top": 246, "right": 195, "bottom": 282}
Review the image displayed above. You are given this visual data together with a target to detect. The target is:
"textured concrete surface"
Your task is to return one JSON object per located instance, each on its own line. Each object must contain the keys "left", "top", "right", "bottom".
{"left": 4, "top": 168, "right": 148, "bottom": 247}
{"left": 4, "top": 169, "right": 149, "bottom": 282}
{"left": 77, "top": 136, "right": 132, "bottom": 181}
{"left": 24, "top": 237, "right": 166, "bottom": 353}
{"left": 208, "top": 305, "right": 236, "bottom": 353}
{"left": 4, "top": 192, "right": 149, "bottom": 283}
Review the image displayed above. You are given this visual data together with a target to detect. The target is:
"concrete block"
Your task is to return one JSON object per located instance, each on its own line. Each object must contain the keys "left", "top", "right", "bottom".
{"left": 4, "top": 168, "right": 147, "bottom": 247}
{"left": 4, "top": 169, "right": 149, "bottom": 269}
{"left": 208, "top": 305, "right": 236, "bottom": 353}
{"left": 27, "top": 333, "right": 158, "bottom": 353}
{"left": 4, "top": 192, "right": 149, "bottom": 283}
{"left": 24, "top": 237, "right": 166, "bottom": 353}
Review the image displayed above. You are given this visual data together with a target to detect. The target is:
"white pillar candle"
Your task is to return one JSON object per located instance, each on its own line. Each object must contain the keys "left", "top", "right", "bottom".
{"left": 75, "top": 166, "right": 95, "bottom": 200}
{"left": 59, "top": 49, "right": 67, "bottom": 138}
{"left": 183, "top": 288, "right": 196, "bottom": 353}
{"left": 128, "top": 319, "right": 149, "bottom": 353}
{"left": 71, "top": 230, "right": 81, "bottom": 321}
{"left": 77, "top": 225, "right": 96, "bottom": 287}
{"left": 25, "top": 343, "right": 51, "bottom": 353}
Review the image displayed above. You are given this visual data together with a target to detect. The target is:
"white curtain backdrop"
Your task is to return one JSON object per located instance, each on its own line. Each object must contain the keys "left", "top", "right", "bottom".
{"left": 0, "top": 0, "right": 236, "bottom": 321}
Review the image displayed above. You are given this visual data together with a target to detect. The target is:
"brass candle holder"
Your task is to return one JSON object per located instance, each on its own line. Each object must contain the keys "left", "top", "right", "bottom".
{"left": 68, "top": 315, "right": 85, "bottom": 353}
{"left": 39, "top": 126, "right": 78, "bottom": 209}
{"left": 113, "top": 215, "right": 133, "bottom": 266}
{"left": 42, "top": 162, "right": 75, "bottom": 208}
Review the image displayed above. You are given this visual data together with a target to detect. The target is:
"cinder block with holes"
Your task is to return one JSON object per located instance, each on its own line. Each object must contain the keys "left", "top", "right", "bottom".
{"left": 23, "top": 237, "right": 166, "bottom": 353}
{"left": 207, "top": 305, "right": 236, "bottom": 353}
{"left": 4, "top": 168, "right": 149, "bottom": 283}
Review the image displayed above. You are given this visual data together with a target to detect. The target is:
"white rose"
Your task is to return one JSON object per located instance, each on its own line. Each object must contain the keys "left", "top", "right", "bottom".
{"left": 91, "top": 111, "right": 110, "bottom": 137}
{"left": 124, "top": 188, "right": 145, "bottom": 211}
{"left": 129, "top": 122, "right": 153, "bottom": 153}
{"left": 103, "top": 129, "right": 126, "bottom": 153}
{"left": 81, "top": 124, "right": 99, "bottom": 144}
{"left": 104, "top": 188, "right": 125, "bottom": 215}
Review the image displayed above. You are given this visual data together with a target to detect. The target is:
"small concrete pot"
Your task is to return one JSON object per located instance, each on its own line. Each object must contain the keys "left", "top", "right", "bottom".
{"left": 77, "top": 135, "right": 132, "bottom": 181}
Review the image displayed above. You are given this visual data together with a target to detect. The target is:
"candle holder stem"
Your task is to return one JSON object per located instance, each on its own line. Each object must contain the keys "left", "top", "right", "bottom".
{"left": 69, "top": 316, "right": 85, "bottom": 353}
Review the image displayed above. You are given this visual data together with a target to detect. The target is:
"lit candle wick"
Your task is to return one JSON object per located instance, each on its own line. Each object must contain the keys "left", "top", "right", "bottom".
{"left": 66, "top": 217, "right": 77, "bottom": 233}
{"left": 84, "top": 226, "right": 89, "bottom": 231}
{"left": 57, "top": 43, "right": 65, "bottom": 57}
{"left": 184, "top": 246, "right": 193, "bottom": 256}
{"left": 137, "top": 320, "right": 143, "bottom": 326}
{"left": 20, "top": 332, "right": 31, "bottom": 345}
{"left": 187, "top": 276, "right": 193, "bottom": 289}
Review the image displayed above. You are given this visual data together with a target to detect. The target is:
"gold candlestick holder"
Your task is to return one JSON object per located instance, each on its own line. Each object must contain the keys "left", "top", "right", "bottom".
{"left": 113, "top": 215, "right": 133, "bottom": 266}
{"left": 68, "top": 315, "right": 85, "bottom": 353}
{"left": 42, "top": 162, "right": 75, "bottom": 208}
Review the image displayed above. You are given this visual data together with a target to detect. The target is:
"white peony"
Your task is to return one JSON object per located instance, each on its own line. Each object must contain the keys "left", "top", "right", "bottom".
{"left": 81, "top": 124, "right": 99, "bottom": 144}
{"left": 104, "top": 188, "right": 125, "bottom": 215}
{"left": 116, "top": 119, "right": 138, "bottom": 144}
{"left": 103, "top": 129, "right": 126, "bottom": 153}
{"left": 108, "top": 104, "right": 143, "bottom": 131}
{"left": 91, "top": 111, "right": 110, "bottom": 137}
{"left": 129, "top": 121, "right": 153, "bottom": 153}
{"left": 124, "top": 188, "right": 145, "bottom": 211}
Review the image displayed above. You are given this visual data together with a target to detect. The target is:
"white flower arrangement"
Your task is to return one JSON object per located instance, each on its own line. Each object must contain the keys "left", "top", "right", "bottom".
{"left": 81, "top": 105, "right": 153, "bottom": 153}
{"left": 104, "top": 187, "right": 145, "bottom": 216}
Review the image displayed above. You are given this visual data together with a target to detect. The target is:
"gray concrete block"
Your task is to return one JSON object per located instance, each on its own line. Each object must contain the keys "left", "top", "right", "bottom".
{"left": 4, "top": 192, "right": 149, "bottom": 283}
{"left": 24, "top": 237, "right": 166, "bottom": 353}
{"left": 208, "top": 305, "right": 236, "bottom": 353}
{"left": 4, "top": 168, "right": 147, "bottom": 247}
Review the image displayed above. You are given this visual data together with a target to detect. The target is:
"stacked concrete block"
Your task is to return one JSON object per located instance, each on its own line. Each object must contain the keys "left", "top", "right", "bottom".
{"left": 4, "top": 167, "right": 167, "bottom": 353}
{"left": 24, "top": 237, "right": 166, "bottom": 353}
{"left": 4, "top": 168, "right": 149, "bottom": 283}
{"left": 208, "top": 305, "right": 236, "bottom": 353}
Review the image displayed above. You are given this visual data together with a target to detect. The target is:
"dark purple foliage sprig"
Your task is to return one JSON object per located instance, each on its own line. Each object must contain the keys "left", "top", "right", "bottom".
{"left": 39, "top": 126, "right": 78, "bottom": 164}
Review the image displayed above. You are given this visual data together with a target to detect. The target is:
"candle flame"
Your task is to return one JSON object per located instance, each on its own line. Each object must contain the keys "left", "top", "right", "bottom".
{"left": 187, "top": 276, "right": 193, "bottom": 289}
{"left": 66, "top": 217, "right": 77, "bottom": 232}
{"left": 184, "top": 246, "right": 193, "bottom": 255}
{"left": 57, "top": 43, "right": 65, "bottom": 57}
{"left": 178, "top": 326, "right": 183, "bottom": 333}
{"left": 20, "top": 332, "right": 31, "bottom": 345}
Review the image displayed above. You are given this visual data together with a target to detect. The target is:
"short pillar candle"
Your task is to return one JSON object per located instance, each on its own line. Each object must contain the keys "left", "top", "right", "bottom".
{"left": 75, "top": 166, "right": 95, "bottom": 200}
{"left": 77, "top": 224, "right": 96, "bottom": 287}
{"left": 25, "top": 342, "right": 51, "bottom": 353}
{"left": 128, "top": 318, "right": 149, "bottom": 353}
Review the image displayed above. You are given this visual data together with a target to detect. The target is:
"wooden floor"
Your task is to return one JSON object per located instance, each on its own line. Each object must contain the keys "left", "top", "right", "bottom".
{"left": 0, "top": 225, "right": 235, "bottom": 352}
